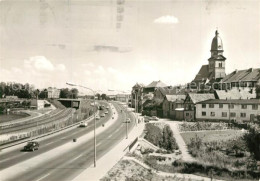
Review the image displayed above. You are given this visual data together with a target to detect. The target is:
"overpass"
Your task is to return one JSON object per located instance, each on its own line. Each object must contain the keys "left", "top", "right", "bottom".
{"left": 57, "top": 98, "right": 81, "bottom": 109}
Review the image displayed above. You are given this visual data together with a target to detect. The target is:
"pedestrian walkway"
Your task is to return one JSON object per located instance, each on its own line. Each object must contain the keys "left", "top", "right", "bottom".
{"left": 161, "top": 119, "right": 196, "bottom": 162}
{"left": 72, "top": 115, "right": 145, "bottom": 181}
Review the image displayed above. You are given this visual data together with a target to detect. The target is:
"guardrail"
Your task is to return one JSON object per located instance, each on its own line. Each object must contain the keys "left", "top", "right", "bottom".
{"left": 0, "top": 110, "right": 97, "bottom": 150}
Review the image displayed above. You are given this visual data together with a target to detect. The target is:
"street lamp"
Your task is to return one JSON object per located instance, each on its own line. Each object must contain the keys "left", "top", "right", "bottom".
{"left": 66, "top": 82, "right": 97, "bottom": 167}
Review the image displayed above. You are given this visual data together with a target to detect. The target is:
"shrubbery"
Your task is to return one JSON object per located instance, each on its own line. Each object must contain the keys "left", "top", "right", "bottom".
{"left": 144, "top": 123, "right": 179, "bottom": 153}
{"left": 179, "top": 122, "right": 229, "bottom": 132}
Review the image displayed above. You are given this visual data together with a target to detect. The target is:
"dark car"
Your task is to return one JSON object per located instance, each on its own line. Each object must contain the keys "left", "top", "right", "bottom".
{"left": 24, "top": 141, "right": 39, "bottom": 152}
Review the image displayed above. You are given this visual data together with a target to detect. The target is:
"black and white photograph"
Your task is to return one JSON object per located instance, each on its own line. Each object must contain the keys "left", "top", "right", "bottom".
{"left": 0, "top": 0, "right": 259, "bottom": 180}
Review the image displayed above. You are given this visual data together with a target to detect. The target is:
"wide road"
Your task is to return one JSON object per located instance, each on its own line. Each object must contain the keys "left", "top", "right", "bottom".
{"left": 2, "top": 102, "right": 135, "bottom": 181}
{"left": 0, "top": 101, "right": 111, "bottom": 170}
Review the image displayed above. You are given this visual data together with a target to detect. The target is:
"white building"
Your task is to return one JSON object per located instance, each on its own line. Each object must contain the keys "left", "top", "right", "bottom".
{"left": 196, "top": 99, "right": 260, "bottom": 122}
{"left": 47, "top": 87, "right": 60, "bottom": 99}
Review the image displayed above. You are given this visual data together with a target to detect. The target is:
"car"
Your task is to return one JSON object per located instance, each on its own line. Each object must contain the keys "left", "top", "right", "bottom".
{"left": 95, "top": 115, "right": 100, "bottom": 120}
{"left": 106, "top": 106, "right": 109, "bottom": 109}
{"left": 125, "top": 118, "right": 131, "bottom": 123}
{"left": 79, "top": 121, "right": 88, "bottom": 127}
{"left": 104, "top": 111, "right": 108, "bottom": 114}
{"left": 151, "top": 116, "right": 159, "bottom": 121}
{"left": 24, "top": 141, "right": 39, "bottom": 152}
{"left": 100, "top": 113, "right": 105, "bottom": 117}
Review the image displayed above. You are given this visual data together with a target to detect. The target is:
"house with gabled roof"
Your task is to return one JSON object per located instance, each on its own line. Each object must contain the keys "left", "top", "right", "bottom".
{"left": 143, "top": 80, "right": 168, "bottom": 93}
{"left": 162, "top": 94, "right": 186, "bottom": 120}
{"left": 219, "top": 68, "right": 260, "bottom": 90}
{"left": 184, "top": 93, "right": 215, "bottom": 121}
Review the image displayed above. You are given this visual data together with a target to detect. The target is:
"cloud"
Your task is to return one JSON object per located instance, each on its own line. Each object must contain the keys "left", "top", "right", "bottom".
{"left": 94, "top": 66, "right": 105, "bottom": 74}
{"left": 24, "top": 56, "right": 55, "bottom": 71}
{"left": 56, "top": 64, "right": 66, "bottom": 71}
{"left": 154, "top": 15, "right": 179, "bottom": 24}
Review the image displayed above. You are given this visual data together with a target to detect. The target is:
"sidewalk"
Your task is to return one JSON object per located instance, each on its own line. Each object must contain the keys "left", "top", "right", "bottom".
{"left": 160, "top": 119, "right": 196, "bottom": 162}
{"left": 72, "top": 116, "right": 145, "bottom": 181}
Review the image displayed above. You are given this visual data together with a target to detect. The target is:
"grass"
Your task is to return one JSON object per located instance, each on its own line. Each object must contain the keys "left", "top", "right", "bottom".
{"left": 0, "top": 113, "right": 29, "bottom": 123}
{"left": 181, "top": 129, "right": 245, "bottom": 145}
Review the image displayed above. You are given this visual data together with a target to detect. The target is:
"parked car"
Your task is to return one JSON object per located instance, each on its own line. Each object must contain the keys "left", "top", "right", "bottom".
{"left": 106, "top": 106, "right": 109, "bottom": 109}
{"left": 100, "top": 113, "right": 105, "bottom": 117}
{"left": 105, "top": 111, "right": 108, "bottom": 114}
{"left": 24, "top": 141, "right": 39, "bottom": 152}
{"left": 79, "top": 121, "right": 88, "bottom": 127}
{"left": 95, "top": 115, "right": 100, "bottom": 120}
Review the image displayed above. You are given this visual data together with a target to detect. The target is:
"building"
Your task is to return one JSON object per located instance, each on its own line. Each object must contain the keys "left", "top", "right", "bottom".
{"left": 192, "top": 30, "right": 226, "bottom": 88}
{"left": 131, "top": 83, "right": 144, "bottom": 112}
{"left": 47, "top": 87, "right": 60, "bottom": 99}
{"left": 196, "top": 99, "right": 260, "bottom": 122}
{"left": 116, "top": 94, "right": 131, "bottom": 103}
{"left": 143, "top": 80, "right": 168, "bottom": 93}
{"left": 219, "top": 68, "right": 260, "bottom": 90}
{"left": 214, "top": 89, "right": 256, "bottom": 100}
{"left": 184, "top": 93, "right": 215, "bottom": 121}
{"left": 162, "top": 95, "right": 186, "bottom": 120}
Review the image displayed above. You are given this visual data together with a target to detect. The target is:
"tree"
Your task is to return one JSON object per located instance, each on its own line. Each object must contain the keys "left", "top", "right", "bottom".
{"left": 101, "top": 94, "right": 107, "bottom": 100}
{"left": 71, "top": 88, "right": 79, "bottom": 99}
{"left": 60, "top": 88, "right": 72, "bottom": 98}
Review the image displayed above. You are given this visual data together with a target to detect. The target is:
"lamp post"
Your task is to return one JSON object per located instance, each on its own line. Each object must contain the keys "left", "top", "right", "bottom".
{"left": 66, "top": 82, "right": 97, "bottom": 167}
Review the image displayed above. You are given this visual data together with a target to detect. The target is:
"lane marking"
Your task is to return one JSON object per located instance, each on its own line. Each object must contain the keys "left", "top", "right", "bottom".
{"left": 35, "top": 173, "right": 51, "bottom": 181}
{"left": 71, "top": 154, "right": 83, "bottom": 162}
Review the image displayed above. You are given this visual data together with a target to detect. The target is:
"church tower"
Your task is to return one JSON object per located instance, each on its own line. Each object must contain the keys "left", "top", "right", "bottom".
{"left": 208, "top": 30, "right": 226, "bottom": 80}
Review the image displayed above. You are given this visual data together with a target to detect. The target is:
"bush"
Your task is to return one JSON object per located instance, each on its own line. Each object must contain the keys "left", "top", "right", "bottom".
{"left": 144, "top": 123, "right": 179, "bottom": 153}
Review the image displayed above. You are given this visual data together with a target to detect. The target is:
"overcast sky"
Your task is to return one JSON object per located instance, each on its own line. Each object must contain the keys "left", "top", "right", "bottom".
{"left": 0, "top": 0, "right": 259, "bottom": 94}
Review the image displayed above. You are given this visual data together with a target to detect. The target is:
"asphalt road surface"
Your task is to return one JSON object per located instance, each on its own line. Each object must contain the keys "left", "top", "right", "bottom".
{"left": 0, "top": 101, "right": 111, "bottom": 170}
{"left": 1, "top": 102, "right": 135, "bottom": 181}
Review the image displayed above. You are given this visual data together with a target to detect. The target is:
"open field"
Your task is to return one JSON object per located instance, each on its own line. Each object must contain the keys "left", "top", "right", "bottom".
{"left": 180, "top": 129, "right": 245, "bottom": 145}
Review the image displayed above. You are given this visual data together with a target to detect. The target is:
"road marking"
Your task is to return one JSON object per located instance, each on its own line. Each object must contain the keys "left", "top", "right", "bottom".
{"left": 44, "top": 141, "right": 55, "bottom": 146}
{"left": 71, "top": 154, "right": 83, "bottom": 162}
{"left": 35, "top": 173, "right": 50, "bottom": 181}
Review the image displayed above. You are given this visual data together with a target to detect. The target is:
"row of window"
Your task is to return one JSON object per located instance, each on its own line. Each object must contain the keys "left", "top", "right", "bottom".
{"left": 202, "top": 103, "right": 258, "bottom": 110}
{"left": 201, "top": 111, "right": 247, "bottom": 117}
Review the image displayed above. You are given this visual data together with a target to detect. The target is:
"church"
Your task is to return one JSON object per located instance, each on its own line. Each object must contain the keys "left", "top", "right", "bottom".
{"left": 191, "top": 30, "right": 260, "bottom": 91}
{"left": 192, "top": 30, "right": 226, "bottom": 87}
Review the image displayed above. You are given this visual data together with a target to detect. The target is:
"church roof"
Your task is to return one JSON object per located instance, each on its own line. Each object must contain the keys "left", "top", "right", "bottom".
{"left": 146, "top": 80, "right": 167, "bottom": 88}
{"left": 211, "top": 30, "right": 223, "bottom": 51}
{"left": 222, "top": 68, "right": 260, "bottom": 83}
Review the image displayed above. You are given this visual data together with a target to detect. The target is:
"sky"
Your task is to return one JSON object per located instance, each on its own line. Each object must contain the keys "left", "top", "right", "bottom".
{"left": 0, "top": 0, "right": 259, "bottom": 94}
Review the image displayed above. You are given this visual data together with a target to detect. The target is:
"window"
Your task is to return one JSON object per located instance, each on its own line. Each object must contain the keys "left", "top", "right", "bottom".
{"left": 186, "top": 113, "right": 190, "bottom": 117}
{"left": 210, "top": 112, "right": 215, "bottom": 116}
{"left": 219, "top": 104, "right": 223, "bottom": 108}
{"left": 230, "top": 112, "right": 236, "bottom": 117}
{"left": 222, "top": 112, "right": 227, "bottom": 117}
{"left": 229, "top": 104, "right": 234, "bottom": 109}
{"left": 202, "top": 104, "right": 206, "bottom": 108}
{"left": 202, "top": 112, "right": 206, "bottom": 116}
{"left": 241, "top": 105, "right": 247, "bottom": 109}
{"left": 219, "top": 62, "right": 222, "bottom": 68}
{"left": 252, "top": 104, "right": 258, "bottom": 110}
{"left": 240, "top": 113, "right": 246, "bottom": 117}
{"left": 209, "top": 104, "right": 214, "bottom": 108}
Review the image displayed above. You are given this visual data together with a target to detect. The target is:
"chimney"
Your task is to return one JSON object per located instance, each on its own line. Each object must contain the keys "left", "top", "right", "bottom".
{"left": 248, "top": 68, "right": 253, "bottom": 72}
{"left": 235, "top": 69, "right": 238, "bottom": 74}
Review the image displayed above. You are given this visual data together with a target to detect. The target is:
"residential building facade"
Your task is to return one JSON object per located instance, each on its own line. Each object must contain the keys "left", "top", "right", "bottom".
{"left": 184, "top": 93, "right": 215, "bottom": 121}
{"left": 196, "top": 99, "right": 260, "bottom": 122}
